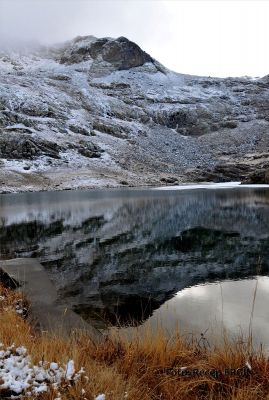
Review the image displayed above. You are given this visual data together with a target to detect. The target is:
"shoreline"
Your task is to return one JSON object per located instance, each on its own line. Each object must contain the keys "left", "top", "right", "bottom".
{"left": 0, "top": 258, "right": 103, "bottom": 341}
{"left": 1, "top": 180, "right": 269, "bottom": 196}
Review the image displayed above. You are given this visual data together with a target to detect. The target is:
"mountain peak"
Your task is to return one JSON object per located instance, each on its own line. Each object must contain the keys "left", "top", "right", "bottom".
{"left": 58, "top": 35, "right": 154, "bottom": 71}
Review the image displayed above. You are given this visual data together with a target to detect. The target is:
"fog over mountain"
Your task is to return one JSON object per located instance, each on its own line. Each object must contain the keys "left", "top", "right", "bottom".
{"left": 1, "top": 0, "right": 269, "bottom": 77}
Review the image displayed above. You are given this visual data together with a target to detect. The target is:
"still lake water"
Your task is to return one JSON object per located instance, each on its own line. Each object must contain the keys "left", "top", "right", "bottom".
{"left": 1, "top": 184, "right": 269, "bottom": 348}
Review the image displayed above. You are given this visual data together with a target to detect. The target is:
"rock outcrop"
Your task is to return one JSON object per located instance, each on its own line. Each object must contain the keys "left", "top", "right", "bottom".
{"left": 59, "top": 36, "right": 155, "bottom": 71}
{"left": 0, "top": 135, "right": 62, "bottom": 160}
{"left": 243, "top": 167, "right": 269, "bottom": 184}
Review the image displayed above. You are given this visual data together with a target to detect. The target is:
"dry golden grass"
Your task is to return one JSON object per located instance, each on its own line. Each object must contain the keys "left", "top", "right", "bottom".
{"left": 1, "top": 285, "right": 269, "bottom": 400}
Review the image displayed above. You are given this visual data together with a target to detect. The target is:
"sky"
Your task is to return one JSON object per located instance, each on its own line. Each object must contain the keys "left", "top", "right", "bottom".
{"left": 0, "top": 0, "right": 268, "bottom": 78}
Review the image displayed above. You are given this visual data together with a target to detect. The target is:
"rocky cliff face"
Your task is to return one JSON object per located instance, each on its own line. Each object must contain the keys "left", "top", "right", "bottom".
{"left": 1, "top": 35, "right": 269, "bottom": 192}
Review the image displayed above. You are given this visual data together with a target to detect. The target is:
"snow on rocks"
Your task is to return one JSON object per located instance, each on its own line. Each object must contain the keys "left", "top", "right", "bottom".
{"left": 0, "top": 343, "right": 85, "bottom": 398}
{"left": 2, "top": 35, "right": 269, "bottom": 191}
{"left": 0, "top": 291, "right": 28, "bottom": 317}
{"left": 14, "top": 299, "right": 28, "bottom": 317}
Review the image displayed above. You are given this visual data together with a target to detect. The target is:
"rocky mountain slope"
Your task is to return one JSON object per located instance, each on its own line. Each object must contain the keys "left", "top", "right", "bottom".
{"left": 1, "top": 35, "right": 269, "bottom": 193}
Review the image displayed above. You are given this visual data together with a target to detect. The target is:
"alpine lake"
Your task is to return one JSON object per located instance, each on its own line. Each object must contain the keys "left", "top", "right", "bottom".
{"left": 1, "top": 183, "right": 269, "bottom": 350}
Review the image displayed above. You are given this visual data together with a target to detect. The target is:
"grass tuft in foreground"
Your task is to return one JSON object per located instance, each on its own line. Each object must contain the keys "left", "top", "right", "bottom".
{"left": 1, "top": 285, "right": 269, "bottom": 400}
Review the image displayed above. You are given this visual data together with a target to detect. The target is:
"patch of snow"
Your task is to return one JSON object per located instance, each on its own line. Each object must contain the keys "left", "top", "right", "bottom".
{"left": 153, "top": 182, "right": 269, "bottom": 191}
{"left": 0, "top": 344, "right": 84, "bottom": 398}
{"left": 153, "top": 182, "right": 242, "bottom": 190}
{"left": 246, "top": 361, "right": 252, "bottom": 370}
{"left": 65, "top": 360, "right": 75, "bottom": 380}
{"left": 3, "top": 159, "right": 35, "bottom": 174}
{"left": 95, "top": 394, "right": 106, "bottom": 400}
{"left": 50, "top": 362, "right": 59, "bottom": 370}
{"left": 5, "top": 123, "right": 34, "bottom": 132}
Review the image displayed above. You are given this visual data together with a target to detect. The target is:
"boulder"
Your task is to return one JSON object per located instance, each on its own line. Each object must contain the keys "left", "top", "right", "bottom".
{"left": 160, "top": 176, "right": 178, "bottom": 184}
{"left": 77, "top": 141, "right": 103, "bottom": 158}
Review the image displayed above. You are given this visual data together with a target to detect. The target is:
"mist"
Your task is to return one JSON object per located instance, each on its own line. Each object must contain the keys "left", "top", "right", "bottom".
{"left": 0, "top": 0, "right": 160, "bottom": 46}
{"left": 0, "top": 0, "right": 93, "bottom": 46}
{"left": 0, "top": 0, "right": 269, "bottom": 77}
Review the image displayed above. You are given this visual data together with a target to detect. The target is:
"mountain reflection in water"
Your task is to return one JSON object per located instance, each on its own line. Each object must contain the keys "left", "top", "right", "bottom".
{"left": 0, "top": 187, "right": 269, "bottom": 342}
{"left": 117, "top": 277, "right": 269, "bottom": 351}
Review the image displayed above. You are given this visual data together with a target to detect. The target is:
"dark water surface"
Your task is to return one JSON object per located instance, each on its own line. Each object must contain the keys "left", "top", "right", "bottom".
{"left": 1, "top": 185, "right": 269, "bottom": 348}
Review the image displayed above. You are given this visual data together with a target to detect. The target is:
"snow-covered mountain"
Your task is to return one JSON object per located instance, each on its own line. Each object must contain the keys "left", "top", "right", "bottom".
{"left": 1, "top": 35, "right": 269, "bottom": 193}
